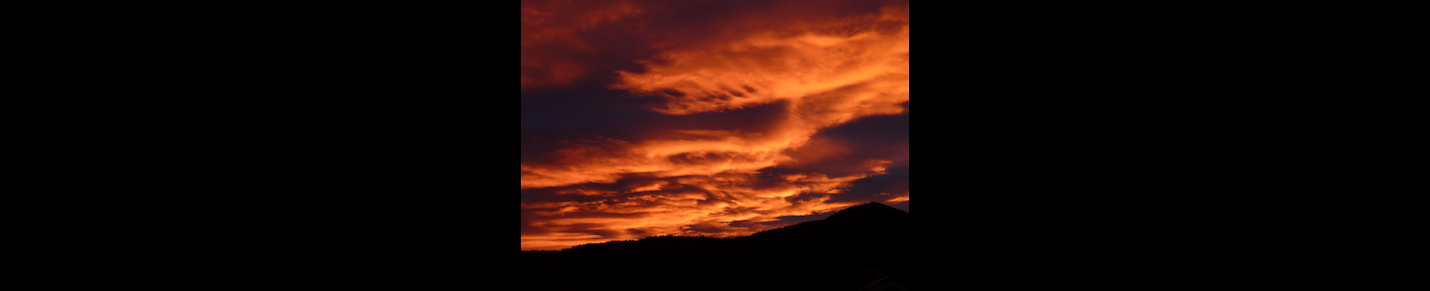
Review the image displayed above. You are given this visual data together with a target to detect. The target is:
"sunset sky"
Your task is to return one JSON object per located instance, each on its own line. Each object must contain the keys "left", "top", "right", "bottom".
{"left": 521, "top": 0, "right": 909, "bottom": 251}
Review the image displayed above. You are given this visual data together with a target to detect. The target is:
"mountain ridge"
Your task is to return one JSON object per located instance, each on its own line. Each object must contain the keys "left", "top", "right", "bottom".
{"left": 520, "top": 201, "right": 911, "bottom": 291}
{"left": 531, "top": 201, "right": 907, "bottom": 252}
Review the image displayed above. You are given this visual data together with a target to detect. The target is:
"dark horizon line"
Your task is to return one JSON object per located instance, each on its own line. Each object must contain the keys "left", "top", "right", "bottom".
{"left": 521, "top": 200, "right": 907, "bottom": 252}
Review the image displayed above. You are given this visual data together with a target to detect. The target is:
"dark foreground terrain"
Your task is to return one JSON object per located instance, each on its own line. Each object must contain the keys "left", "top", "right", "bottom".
{"left": 520, "top": 202, "right": 911, "bottom": 291}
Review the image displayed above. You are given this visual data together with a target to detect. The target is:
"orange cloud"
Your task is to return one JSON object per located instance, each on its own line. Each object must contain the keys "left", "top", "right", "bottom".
{"left": 520, "top": 0, "right": 908, "bottom": 251}
{"left": 612, "top": 12, "right": 908, "bottom": 118}
{"left": 521, "top": 0, "right": 643, "bottom": 89}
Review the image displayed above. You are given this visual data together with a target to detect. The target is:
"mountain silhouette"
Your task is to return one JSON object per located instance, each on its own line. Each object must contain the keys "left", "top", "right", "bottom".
{"left": 520, "top": 202, "right": 911, "bottom": 291}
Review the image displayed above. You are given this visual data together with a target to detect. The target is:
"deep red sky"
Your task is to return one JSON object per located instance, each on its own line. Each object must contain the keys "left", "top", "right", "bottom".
{"left": 521, "top": 0, "right": 909, "bottom": 251}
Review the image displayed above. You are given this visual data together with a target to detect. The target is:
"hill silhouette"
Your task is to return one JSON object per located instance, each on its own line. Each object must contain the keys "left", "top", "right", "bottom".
{"left": 520, "top": 202, "right": 911, "bottom": 291}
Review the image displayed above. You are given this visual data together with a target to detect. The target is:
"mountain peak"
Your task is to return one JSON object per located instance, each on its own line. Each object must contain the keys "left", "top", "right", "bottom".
{"left": 824, "top": 201, "right": 908, "bottom": 222}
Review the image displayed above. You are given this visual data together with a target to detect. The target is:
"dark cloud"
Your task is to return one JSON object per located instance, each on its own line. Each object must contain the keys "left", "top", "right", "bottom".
{"left": 827, "top": 165, "right": 909, "bottom": 203}
{"left": 758, "top": 209, "right": 842, "bottom": 227}
{"left": 680, "top": 222, "right": 732, "bottom": 236}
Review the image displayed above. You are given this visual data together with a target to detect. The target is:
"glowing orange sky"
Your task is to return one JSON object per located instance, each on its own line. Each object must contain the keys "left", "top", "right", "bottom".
{"left": 521, "top": 0, "right": 909, "bottom": 251}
